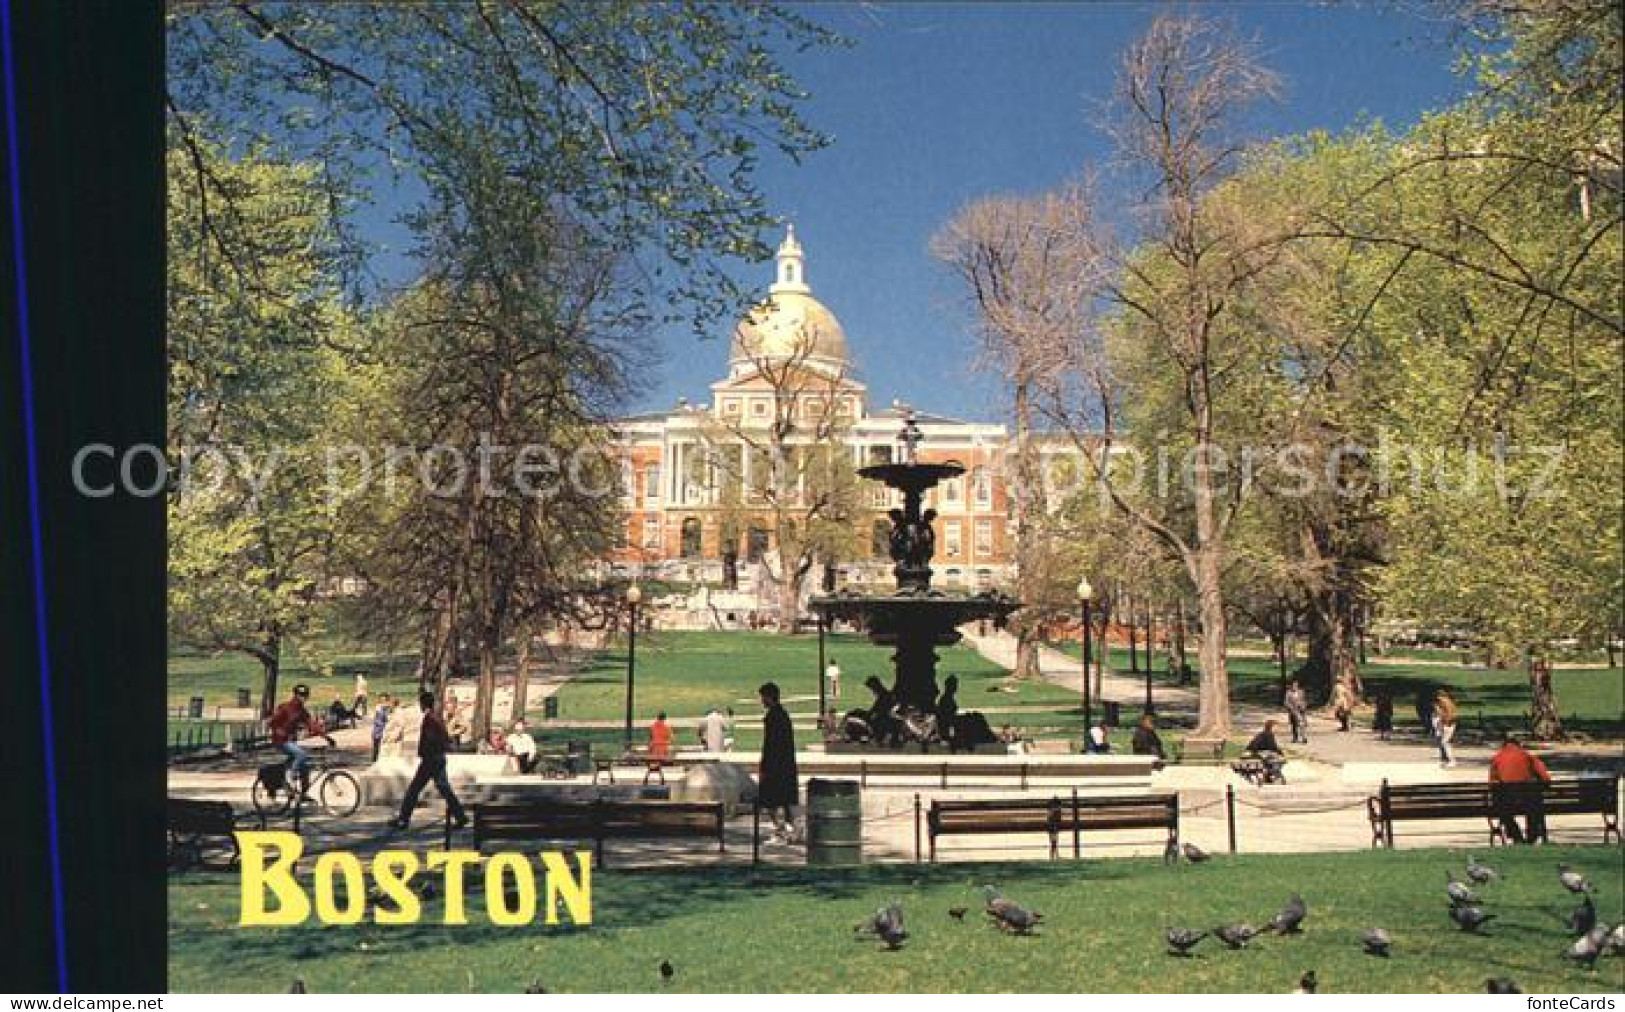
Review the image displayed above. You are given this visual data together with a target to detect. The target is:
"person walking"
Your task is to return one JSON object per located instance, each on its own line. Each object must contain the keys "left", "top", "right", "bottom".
{"left": 757, "top": 682, "right": 800, "bottom": 844}
{"left": 1284, "top": 681, "right": 1309, "bottom": 744}
{"left": 1371, "top": 689, "right": 1394, "bottom": 741}
{"left": 1489, "top": 732, "right": 1551, "bottom": 844}
{"left": 353, "top": 671, "right": 369, "bottom": 715}
{"left": 391, "top": 690, "right": 468, "bottom": 831}
{"left": 369, "top": 694, "right": 394, "bottom": 762}
{"left": 825, "top": 657, "right": 842, "bottom": 702}
{"left": 1433, "top": 689, "right": 1458, "bottom": 768}
{"left": 1332, "top": 679, "right": 1357, "bottom": 733}
{"left": 379, "top": 693, "right": 419, "bottom": 759}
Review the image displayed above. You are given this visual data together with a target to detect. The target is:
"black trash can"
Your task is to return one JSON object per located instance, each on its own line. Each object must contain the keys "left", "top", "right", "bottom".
{"left": 805, "top": 778, "right": 862, "bottom": 866}
{"left": 236, "top": 688, "right": 252, "bottom": 708}
{"left": 188, "top": 696, "right": 205, "bottom": 719}
{"left": 543, "top": 696, "right": 559, "bottom": 720}
{"left": 1103, "top": 700, "right": 1121, "bottom": 728}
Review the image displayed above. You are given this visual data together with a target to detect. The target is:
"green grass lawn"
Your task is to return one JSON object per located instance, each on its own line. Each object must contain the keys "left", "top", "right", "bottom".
{"left": 169, "top": 635, "right": 422, "bottom": 711}
{"left": 545, "top": 630, "right": 1067, "bottom": 724}
{"left": 168, "top": 844, "right": 1624, "bottom": 993}
{"left": 1049, "top": 643, "right": 1623, "bottom": 738}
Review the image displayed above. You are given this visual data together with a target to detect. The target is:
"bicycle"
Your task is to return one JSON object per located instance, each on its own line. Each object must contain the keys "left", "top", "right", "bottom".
{"left": 252, "top": 736, "right": 362, "bottom": 819}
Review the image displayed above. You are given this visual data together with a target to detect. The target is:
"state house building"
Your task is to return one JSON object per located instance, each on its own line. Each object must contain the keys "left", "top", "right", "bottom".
{"left": 609, "top": 227, "right": 1021, "bottom": 596}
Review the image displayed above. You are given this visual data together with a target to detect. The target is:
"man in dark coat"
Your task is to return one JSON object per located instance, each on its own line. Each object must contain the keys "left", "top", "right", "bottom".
{"left": 391, "top": 690, "right": 469, "bottom": 831}
{"left": 758, "top": 681, "right": 800, "bottom": 844}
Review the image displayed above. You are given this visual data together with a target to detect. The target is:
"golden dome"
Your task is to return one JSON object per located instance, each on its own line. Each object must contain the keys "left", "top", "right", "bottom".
{"left": 730, "top": 289, "right": 850, "bottom": 367}
{"left": 728, "top": 225, "right": 850, "bottom": 370}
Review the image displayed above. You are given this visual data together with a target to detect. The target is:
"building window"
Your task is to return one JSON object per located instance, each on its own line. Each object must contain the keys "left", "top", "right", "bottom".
{"left": 680, "top": 516, "right": 702, "bottom": 558}
{"left": 974, "top": 519, "right": 993, "bottom": 557}
{"left": 866, "top": 445, "right": 892, "bottom": 466}
{"left": 751, "top": 400, "right": 768, "bottom": 417}
{"left": 975, "top": 568, "right": 993, "bottom": 591}
{"left": 944, "top": 520, "right": 962, "bottom": 558}
{"left": 724, "top": 398, "right": 740, "bottom": 415}
{"left": 642, "top": 514, "right": 662, "bottom": 550}
{"left": 944, "top": 477, "right": 962, "bottom": 504}
{"left": 620, "top": 460, "right": 635, "bottom": 502}
{"left": 746, "top": 526, "right": 770, "bottom": 563}
{"left": 973, "top": 465, "right": 991, "bottom": 506}
{"left": 642, "top": 465, "right": 661, "bottom": 507}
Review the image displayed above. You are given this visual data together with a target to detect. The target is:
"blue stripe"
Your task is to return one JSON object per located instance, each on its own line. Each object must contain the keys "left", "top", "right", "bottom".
{"left": 0, "top": 0, "right": 70, "bottom": 991}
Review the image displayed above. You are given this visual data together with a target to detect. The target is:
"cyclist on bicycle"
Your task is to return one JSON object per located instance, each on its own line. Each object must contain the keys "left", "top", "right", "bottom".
{"left": 269, "top": 683, "right": 326, "bottom": 792}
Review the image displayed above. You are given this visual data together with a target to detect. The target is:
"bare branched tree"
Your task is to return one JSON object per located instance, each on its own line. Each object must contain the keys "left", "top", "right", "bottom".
{"left": 701, "top": 321, "right": 861, "bottom": 632}
{"left": 932, "top": 182, "right": 1105, "bottom": 680}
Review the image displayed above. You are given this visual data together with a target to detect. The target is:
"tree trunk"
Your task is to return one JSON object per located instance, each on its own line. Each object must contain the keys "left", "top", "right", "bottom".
{"left": 1093, "top": 596, "right": 1110, "bottom": 697}
{"left": 256, "top": 641, "right": 281, "bottom": 718}
{"left": 1191, "top": 546, "right": 1231, "bottom": 737}
{"left": 1172, "top": 607, "right": 1187, "bottom": 672}
{"left": 1012, "top": 619, "right": 1043, "bottom": 681}
{"left": 774, "top": 552, "right": 804, "bottom": 634}
{"left": 1304, "top": 591, "right": 1361, "bottom": 707}
{"left": 1528, "top": 658, "right": 1563, "bottom": 740}
{"left": 512, "top": 623, "right": 534, "bottom": 724}
{"left": 1127, "top": 595, "right": 1141, "bottom": 673}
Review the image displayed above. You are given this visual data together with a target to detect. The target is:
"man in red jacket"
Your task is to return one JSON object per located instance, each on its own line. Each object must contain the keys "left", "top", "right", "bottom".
{"left": 391, "top": 690, "right": 469, "bottom": 831}
{"left": 1489, "top": 732, "right": 1551, "bottom": 844}
{"left": 268, "top": 684, "right": 325, "bottom": 792}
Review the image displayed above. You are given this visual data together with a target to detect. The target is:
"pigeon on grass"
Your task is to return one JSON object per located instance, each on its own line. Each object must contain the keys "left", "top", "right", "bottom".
{"left": 1361, "top": 928, "right": 1392, "bottom": 957}
{"left": 1165, "top": 928, "right": 1206, "bottom": 957}
{"left": 1449, "top": 905, "right": 1496, "bottom": 933}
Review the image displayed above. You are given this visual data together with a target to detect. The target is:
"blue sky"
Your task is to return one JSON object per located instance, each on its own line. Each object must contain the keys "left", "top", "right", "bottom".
{"left": 633, "top": 1, "right": 1472, "bottom": 419}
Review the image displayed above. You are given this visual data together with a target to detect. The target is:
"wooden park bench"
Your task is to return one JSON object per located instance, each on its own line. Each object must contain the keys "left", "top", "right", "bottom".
{"left": 167, "top": 797, "right": 263, "bottom": 870}
{"left": 1367, "top": 777, "right": 1621, "bottom": 849}
{"left": 466, "top": 799, "right": 727, "bottom": 867}
{"left": 924, "top": 792, "right": 1180, "bottom": 862}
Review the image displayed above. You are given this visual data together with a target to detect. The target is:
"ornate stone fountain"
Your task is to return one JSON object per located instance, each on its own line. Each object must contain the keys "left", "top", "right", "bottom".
{"left": 809, "top": 411, "right": 1021, "bottom": 717}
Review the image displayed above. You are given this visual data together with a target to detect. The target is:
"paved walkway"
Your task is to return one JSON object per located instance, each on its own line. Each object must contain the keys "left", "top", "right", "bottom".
{"left": 170, "top": 632, "right": 1620, "bottom": 869}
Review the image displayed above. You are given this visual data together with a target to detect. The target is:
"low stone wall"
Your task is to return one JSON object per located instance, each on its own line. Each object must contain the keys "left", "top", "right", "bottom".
{"left": 359, "top": 754, "right": 516, "bottom": 807}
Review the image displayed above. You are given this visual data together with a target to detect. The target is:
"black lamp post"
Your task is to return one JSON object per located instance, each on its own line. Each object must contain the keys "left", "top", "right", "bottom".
{"left": 623, "top": 584, "right": 642, "bottom": 747}
{"left": 816, "top": 612, "right": 827, "bottom": 722}
{"left": 1077, "top": 577, "right": 1093, "bottom": 730}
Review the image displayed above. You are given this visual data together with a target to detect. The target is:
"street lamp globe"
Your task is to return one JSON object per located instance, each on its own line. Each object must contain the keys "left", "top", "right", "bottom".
{"left": 1076, "top": 577, "right": 1093, "bottom": 603}
{"left": 625, "top": 584, "right": 643, "bottom": 606}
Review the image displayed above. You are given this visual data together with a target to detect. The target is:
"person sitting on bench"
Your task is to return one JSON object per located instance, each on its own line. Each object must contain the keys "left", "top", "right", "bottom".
{"left": 326, "top": 692, "right": 358, "bottom": 730}
{"left": 507, "top": 719, "right": 537, "bottom": 774}
{"left": 1489, "top": 731, "right": 1551, "bottom": 844}
{"left": 1242, "top": 719, "right": 1286, "bottom": 783}
{"left": 863, "top": 676, "right": 902, "bottom": 747}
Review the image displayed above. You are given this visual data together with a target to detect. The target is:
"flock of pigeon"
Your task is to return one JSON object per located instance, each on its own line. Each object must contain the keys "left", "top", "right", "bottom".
{"left": 1159, "top": 855, "right": 1624, "bottom": 994}
{"left": 284, "top": 851, "right": 1619, "bottom": 994}
{"left": 848, "top": 851, "right": 1622, "bottom": 996}
{"left": 853, "top": 885, "right": 1046, "bottom": 952}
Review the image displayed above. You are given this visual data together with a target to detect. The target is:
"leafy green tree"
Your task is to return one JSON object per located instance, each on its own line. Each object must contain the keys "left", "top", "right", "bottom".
{"left": 167, "top": 133, "right": 349, "bottom": 714}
